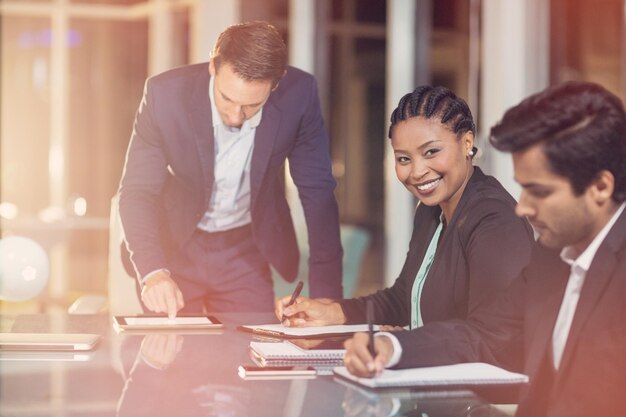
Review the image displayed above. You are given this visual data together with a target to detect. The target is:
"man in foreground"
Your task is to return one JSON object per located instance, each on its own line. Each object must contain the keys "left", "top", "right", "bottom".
{"left": 344, "top": 81, "right": 626, "bottom": 417}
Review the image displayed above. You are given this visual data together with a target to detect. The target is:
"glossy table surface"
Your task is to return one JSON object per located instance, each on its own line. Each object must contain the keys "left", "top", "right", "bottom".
{"left": 0, "top": 313, "right": 516, "bottom": 417}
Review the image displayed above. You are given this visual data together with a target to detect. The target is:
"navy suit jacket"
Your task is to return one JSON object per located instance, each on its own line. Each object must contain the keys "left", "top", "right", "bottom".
{"left": 339, "top": 167, "right": 533, "bottom": 329}
{"left": 393, "top": 208, "right": 626, "bottom": 417}
{"left": 118, "top": 63, "right": 343, "bottom": 297}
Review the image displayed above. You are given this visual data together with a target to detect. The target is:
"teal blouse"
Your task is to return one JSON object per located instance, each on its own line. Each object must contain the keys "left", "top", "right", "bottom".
{"left": 410, "top": 219, "right": 443, "bottom": 329}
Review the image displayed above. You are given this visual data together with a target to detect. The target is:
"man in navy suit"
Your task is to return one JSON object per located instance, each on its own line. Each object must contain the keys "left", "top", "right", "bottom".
{"left": 343, "top": 82, "right": 626, "bottom": 417}
{"left": 118, "top": 21, "right": 342, "bottom": 316}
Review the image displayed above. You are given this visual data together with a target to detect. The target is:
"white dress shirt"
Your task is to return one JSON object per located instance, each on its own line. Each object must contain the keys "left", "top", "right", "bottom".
{"left": 198, "top": 75, "right": 262, "bottom": 232}
{"left": 552, "top": 202, "right": 626, "bottom": 369}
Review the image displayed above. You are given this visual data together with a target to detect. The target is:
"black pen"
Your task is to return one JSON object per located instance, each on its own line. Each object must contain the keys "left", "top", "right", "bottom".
{"left": 281, "top": 281, "right": 304, "bottom": 322}
{"left": 366, "top": 299, "right": 376, "bottom": 358}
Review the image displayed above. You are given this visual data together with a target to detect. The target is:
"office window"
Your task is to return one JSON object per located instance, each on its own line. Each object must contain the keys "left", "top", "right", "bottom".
{"left": 65, "top": 18, "right": 148, "bottom": 295}
{"left": 0, "top": 1, "right": 186, "bottom": 312}
{"left": 550, "top": 0, "right": 626, "bottom": 101}
{"left": 1, "top": 16, "right": 52, "bottom": 216}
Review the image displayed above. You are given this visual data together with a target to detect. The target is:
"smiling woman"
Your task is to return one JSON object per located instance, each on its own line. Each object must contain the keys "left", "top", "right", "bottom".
{"left": 391, "top": 116, "right": 474, "bottom": 223}
{"left": 277, "top": 87, "right": 534, "bottom": 361}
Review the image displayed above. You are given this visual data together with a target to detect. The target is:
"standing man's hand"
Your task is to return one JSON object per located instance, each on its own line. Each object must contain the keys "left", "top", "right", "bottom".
{"left": 141, "top": 270, "right": 184, "bottom": 319}
{"left": 343, "top": 332, "right": 394, "bottom": 378}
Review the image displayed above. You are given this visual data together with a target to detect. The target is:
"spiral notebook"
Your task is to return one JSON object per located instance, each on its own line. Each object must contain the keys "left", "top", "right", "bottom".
{"left": 249, "top": 340, "right": 345, "bottom": 366}
{"left": 334, "top": 362, "right": 529, "bottom": 389}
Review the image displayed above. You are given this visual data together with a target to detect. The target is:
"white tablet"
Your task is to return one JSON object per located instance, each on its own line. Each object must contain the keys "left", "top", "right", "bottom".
{"left": 113, "top": 315, "right": 223, "bottom": 331}
{"left": 0, "top": 333, "right": 101, "bottom": 352}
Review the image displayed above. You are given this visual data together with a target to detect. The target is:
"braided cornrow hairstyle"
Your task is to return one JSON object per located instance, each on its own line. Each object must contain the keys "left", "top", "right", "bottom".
{"left": 389, "top": 86, "right": 476, "bottom": 141}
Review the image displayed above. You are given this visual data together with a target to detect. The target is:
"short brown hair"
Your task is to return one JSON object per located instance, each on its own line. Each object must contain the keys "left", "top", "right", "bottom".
{"left": 489, "top": 81, "right": 626, "bottom": 202}
{"left": 211, "top": 21, "right": 287, "bottom": 87}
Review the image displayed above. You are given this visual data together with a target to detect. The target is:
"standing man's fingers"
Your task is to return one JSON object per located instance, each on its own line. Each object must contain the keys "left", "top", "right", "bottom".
{"left": 165, "top": 291, "right": 178, "bottom": 319}
{"left": 141, "top": 288, "right": 157, "bottom": 312}
{"left": 141, "top": 272, "right": 183, "bottom": 317}
{"left": 175, "top": 288, "right": 185, "bottom": 311}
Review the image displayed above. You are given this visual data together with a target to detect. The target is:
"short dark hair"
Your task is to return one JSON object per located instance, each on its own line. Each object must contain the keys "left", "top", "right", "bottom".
{"left": 211, "top": 21, "right": 287, "bottom": 87}
{"left": 389, "top": 85, "right": 476, "bottom": 139}
{"left": 489, "top": 81, "right": 626, "bottom": 202}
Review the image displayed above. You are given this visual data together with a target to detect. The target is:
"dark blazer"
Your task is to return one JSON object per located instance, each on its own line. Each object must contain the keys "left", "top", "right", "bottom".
{"left": 393, "top": 208, "right": 626, "bottom": 417}
{"left": 340, "top": 167, "right": 534, "bottom": 326}
{"left": 118, "top": 63, "right": 343, "bottom": 297}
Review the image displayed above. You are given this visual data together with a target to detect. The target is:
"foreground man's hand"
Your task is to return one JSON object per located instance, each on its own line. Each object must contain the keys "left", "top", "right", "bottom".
{"left": 343, "top": 332, "right": 394, "bottom": 377}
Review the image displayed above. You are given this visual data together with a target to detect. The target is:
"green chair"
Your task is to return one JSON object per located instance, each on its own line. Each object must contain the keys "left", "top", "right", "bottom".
{"left": 273, "top": 224, "right": 371, "bottom": 299}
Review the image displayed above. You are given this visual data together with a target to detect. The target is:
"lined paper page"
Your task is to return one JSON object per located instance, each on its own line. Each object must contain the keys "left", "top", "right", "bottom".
{"left": 241, "top": 324, "right": 378, "bottom": 337}
{"left": 334, "top": 362, "right": 529, "bottom": 388}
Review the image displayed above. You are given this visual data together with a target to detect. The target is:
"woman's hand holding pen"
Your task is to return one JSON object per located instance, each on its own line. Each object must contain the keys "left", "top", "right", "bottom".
{"left": 343, "top": 332, "right": 394, "bottom": 378}
{"left": 274, "top": 296, "right": 346, "bottom": 327}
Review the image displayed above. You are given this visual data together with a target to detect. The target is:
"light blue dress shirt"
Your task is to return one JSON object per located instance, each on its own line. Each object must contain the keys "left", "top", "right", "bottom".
{"left": 197, "top": 75, "right": 263, "bottom": 232}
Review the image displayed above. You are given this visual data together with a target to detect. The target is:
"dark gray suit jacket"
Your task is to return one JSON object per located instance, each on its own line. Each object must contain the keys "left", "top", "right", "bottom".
{"left": 393, "top": 208, "right": 626, "bottom": 417}
{"left": 118, "top": 64, "right": 342, "bottom": 297}
{"left": 340, "top": 167, "right": 533, "bottom": 327}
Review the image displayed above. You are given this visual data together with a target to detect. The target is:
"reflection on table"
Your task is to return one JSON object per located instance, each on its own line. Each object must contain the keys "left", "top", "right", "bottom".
{"left": 0, "top": 313, "right": 516, "bottom": 417}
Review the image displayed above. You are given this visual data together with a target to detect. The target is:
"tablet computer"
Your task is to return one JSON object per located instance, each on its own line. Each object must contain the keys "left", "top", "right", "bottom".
{"left": 113, "top": 315, "right": 223, "bottom": 331}
{"left": 0, "top": 333, "right": 101, "bottom": 352}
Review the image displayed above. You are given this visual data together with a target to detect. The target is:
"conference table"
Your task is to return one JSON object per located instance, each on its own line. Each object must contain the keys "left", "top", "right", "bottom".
{"left": 0, "top": 313, "right": 518, "bottom": 417}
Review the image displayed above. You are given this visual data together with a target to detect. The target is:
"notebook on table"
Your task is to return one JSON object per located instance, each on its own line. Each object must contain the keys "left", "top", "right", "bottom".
{"left": 334, "top": 362, "right": 529, "bottom": 390}
{"left": 249, "top": 339, "right": 345, "bottom": 365}
{"left": 239, "top": 323, "right": 379, "bottom": 339}
{"left": 249, "top": 339, "right": 346, "bottom": 376}
{"left": 238, "top": 365, "right": 317, "bottom": 380}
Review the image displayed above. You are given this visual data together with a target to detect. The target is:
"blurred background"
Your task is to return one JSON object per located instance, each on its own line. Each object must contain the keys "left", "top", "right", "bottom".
{"left": 1, "top": 0, "right": 625, "bottom": 313}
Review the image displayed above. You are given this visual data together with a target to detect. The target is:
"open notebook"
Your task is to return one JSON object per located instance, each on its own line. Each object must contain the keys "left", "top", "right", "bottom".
{"left": 239, "top": 324, "right": 379, "bottom": 339}
{"left": 334, "top": 362, "right": 529, "bottom": 389}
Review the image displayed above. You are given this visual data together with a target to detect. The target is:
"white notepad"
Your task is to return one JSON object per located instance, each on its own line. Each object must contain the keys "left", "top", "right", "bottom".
{"left": 240, "top": 324, "right": 379, "bottom": 339}
{"left": 250, "top": 340, "right": 345, "bottom": 364}
{"left": 334, "top": 362, "right": 529, "bottom": 389}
